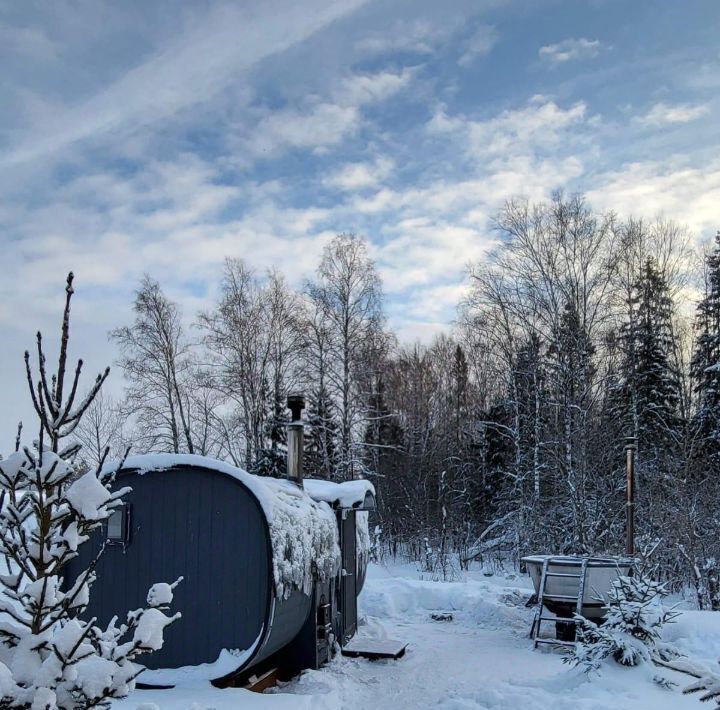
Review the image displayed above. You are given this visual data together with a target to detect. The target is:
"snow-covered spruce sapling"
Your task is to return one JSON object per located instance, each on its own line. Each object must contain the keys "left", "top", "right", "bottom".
{"left": 0, "top": 272, "right": 181, "bottom": 709}
{"left": 565, "top": 573, "right": 679, "bottom": 673}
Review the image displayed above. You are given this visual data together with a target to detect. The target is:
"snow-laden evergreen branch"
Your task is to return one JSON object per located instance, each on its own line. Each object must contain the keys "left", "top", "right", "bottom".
{"left": 0, "top": 273, "right": 180, "bottom": 709}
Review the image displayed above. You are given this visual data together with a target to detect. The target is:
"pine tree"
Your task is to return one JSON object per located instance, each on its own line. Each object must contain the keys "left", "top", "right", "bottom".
{"left": 616, "top": 258, "right": 681, "bottom": 456}
{"left": 513, "top": 334, "right": 546, "bottom": 502}
{"left": 304, "top": 385, "right": 339, "bottom": 480}
{"left": 691, "top": 232, "right": 720, "bottom": 456}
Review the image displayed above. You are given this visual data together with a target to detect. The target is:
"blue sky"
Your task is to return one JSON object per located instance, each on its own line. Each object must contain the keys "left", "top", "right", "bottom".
{"left": 1, "top": 0, "right": 719, "bottom": 441}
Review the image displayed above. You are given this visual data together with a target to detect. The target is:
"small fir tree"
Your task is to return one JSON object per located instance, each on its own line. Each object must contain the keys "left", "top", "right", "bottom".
{"left": 566, "top": 573, "right": 678, "bottom": 672}
{"left": 0, "top": 273, "right": 180, "bottom": 709}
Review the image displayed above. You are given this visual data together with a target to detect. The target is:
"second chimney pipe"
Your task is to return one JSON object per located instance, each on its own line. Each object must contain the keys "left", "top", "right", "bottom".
{"left": 287, "top": 394, "right": 305, "bottom": 488}
{"left": 624, "top": 436, "right": 637, "bottom": 557}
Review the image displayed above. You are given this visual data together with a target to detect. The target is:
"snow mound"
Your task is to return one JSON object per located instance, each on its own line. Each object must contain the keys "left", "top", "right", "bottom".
{"left": 359, "top": 574, "right": 530, "bottom": 632}
{"left": 140, "top": 635, "right": 262, "bottom": 687}
{"left": 101, "top": 454, "right": 341, "bottom": 600}
{"left": 662, "top": 610, "right": 720, "bottom": 665}
{"left": 434, "top": 662, "right": 687, "bottom": 710}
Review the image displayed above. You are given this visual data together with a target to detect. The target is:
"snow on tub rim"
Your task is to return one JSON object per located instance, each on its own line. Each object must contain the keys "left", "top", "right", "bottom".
{"left": 522, "top": 554, "right": 634, "bottom": 621}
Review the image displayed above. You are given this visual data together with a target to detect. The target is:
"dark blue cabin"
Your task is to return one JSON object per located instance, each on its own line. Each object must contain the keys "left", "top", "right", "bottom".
{"left": 67, "top": 451, "right": 375, "bottom": 687}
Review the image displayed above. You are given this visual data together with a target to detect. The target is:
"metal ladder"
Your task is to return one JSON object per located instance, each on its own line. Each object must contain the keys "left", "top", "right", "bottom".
{"left": 530, "top": 557, "right": 589, "bottom": 648}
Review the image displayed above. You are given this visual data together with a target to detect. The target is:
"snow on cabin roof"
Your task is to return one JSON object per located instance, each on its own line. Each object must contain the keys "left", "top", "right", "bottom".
{"left": 103, "top": 453, "right": 279, "bottom": 519}
{"left": 99, "top": 454, "right": 341, "bottom": 600}
{"left": 303, "top": 478, "right": 376, "bottom": 509}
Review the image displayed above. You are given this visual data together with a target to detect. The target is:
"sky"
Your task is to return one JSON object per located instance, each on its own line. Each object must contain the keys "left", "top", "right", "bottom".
{"left": 1, "top": 0, "right": 719, "bottom": 444}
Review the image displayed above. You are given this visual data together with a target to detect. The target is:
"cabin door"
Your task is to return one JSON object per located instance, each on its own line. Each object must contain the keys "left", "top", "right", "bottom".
{"left": 340, "top": 510, "right": 357, "bottom": 644}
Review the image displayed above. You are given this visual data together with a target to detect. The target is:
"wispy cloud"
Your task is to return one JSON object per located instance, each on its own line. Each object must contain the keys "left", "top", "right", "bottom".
{"left": 1, "top": 0, "right": 370, "bottom": 168}
{"left": 355, "top": 18, "right": 453, "bottom": 56}
{"left": 458, "top": 25, "right": 498, "bottom": 66}
{"left": 636, "top": 102, "right": 709, "bottom": 127}
{"left": 2, "top": 0, "right": 720, "bottom": 439}
{"left": 539, "top": 37, "right": 603, "bottom": 65}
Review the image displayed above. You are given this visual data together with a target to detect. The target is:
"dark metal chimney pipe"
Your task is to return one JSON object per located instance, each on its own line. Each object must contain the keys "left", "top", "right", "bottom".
{"left": 624, "top": 436, "right": 637, "bottom": 557}
{"left": 287, "top": 394, "right": 305, "bottom": 488}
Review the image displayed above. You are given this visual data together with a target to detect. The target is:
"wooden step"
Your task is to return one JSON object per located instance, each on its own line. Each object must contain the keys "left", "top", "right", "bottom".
{"left": 342, "top": 637, "right": 408, "bottom": 660}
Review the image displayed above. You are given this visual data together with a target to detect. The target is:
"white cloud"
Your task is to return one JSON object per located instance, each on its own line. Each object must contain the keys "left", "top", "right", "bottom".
{"left": 0, "top": 23, "right": 57, "bottom": 60}
{"left": 376, "top": 222, "right": 489, "bottom": 291}
{"left": 458, "top": 25, "right": 498, "bottom": 66}
{"left": 428, "top": 96, "right": 588, "bottom": 158}
{"left": 246, "top": 69, "right": 413, "bottom": 159}
{"left": 538, "top": 37, "right": 603, "bottom": 65}
{"left": 250, "top": 103, "right": 360, "bottom": 156}
{"left": 337, "top": 68, "right": 415, "bottom": 105}
{"left": 323, "top": 157, "right": 394, "bottom": 191}
{"left": 636, "top": 102, "right": 709, "bottom": 127}
{"left": 587, "top": 158, "right": 720, "bottom": 234}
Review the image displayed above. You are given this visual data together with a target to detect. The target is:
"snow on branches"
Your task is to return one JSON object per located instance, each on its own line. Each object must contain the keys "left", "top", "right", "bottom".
{"left": 566, "top": 573, "right": 679, "bottom": 673}
{"left": 0, "top": 273, "right": 181, "bottom": 709}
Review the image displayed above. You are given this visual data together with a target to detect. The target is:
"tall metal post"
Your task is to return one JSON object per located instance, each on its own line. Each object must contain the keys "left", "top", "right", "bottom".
{"left": 624, "top": 436, "right": 637, "bottom": 556}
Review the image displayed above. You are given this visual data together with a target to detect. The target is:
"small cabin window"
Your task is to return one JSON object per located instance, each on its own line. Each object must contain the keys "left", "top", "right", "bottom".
{"left": 106, "top": 506, "right": 129, "bottom": 545}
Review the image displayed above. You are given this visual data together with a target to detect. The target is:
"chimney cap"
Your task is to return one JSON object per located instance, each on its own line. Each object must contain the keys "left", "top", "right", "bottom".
{"left": 287, "top": 393, "right": 305, "bottom": 421}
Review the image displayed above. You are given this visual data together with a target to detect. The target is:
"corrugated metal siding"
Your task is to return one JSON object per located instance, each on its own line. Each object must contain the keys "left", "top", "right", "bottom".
{"left": 69, "top": 466, "right": 271, "bottom": 670}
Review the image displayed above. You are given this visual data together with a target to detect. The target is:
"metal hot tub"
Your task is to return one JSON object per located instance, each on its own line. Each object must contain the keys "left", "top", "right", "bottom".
{"left": 522, "top": 555, "right": 634, "bottom": 621}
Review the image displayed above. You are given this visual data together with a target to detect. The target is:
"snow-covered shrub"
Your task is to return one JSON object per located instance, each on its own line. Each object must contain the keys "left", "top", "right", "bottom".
{"left": 0, "top": 273, "right": 181, "bottom": 709}
{"left": 566, "top": 573, "right": 678, "bottom": 672}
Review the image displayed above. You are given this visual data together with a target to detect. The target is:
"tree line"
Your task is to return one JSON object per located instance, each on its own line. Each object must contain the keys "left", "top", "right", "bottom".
{"left": 75, "top": 194, "right": 720, "bottom": 606}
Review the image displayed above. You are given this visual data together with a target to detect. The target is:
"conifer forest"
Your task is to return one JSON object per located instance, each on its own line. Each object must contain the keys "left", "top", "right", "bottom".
{"left": 81, "top": 194, "right": 720, "bottom": 607}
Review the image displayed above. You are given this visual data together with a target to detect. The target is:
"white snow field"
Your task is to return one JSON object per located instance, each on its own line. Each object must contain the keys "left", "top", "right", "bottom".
{"left": 114, "top": 563, "right": 720, "bottom": 710}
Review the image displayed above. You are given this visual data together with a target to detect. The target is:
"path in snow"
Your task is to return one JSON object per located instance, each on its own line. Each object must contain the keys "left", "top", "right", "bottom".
{"left": 116, "top": 563, "right": 720, "bottom": 710}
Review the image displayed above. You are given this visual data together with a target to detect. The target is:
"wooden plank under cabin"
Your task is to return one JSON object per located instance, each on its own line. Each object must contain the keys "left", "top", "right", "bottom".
{"left": 341, "top": 637, "right": 408, "bottom": 660}
{"left": 243, "top": 668, "right": 281, "bottom": 692}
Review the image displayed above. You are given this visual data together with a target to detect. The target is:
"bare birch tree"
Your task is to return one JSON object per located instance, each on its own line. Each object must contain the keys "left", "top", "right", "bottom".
{"left": 111, "top": 275, "right": 195, "bottom": 454}
{"left": 306, "top": 234, "right": 385, "bottom": 480}
{"left": 199, "top": 260, "right": 304, "bottom": 473}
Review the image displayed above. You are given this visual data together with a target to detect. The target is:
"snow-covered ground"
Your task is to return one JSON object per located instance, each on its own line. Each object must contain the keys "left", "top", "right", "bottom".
{"left": 114, "top": 563, "right": 720, "bottom": 710}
